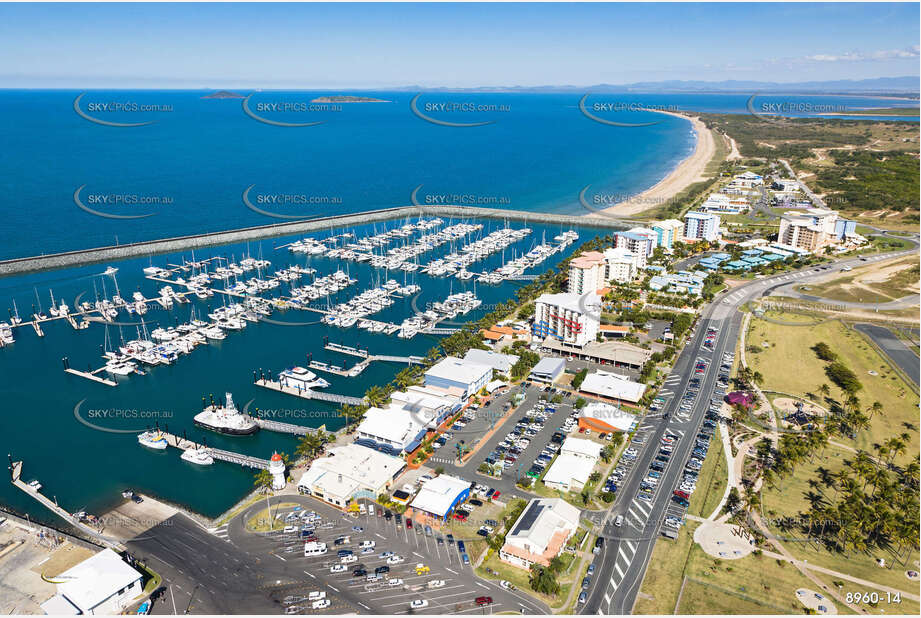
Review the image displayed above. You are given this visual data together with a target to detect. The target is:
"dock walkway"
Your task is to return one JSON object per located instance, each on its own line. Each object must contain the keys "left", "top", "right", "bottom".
{"left": 254, "top": 377, "right": 366, "bottom": 406}
{"left": 157, "top": 432, "right": 272, "bottom": 470}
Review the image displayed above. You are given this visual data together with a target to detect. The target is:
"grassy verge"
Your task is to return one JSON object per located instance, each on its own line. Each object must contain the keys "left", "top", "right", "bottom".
{"left": 745, "top": 316, "right": 918, "bottom": 464}
{"left": 244, "top": 501, "right": 301, "bottom": 532}
{"left": 688, "top": 428, "right": 728, "bottom": 519}
{"left": 633, "top": 522, "right": 699, "bottom": 614}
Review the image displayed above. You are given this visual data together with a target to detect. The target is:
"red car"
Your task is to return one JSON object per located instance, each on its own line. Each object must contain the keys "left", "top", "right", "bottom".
{"left": 475, "top": 596, "right": 493, "bottom": 606}
{"left": 453, "top": 512, "right": 468, "bottom": 521}
{"left": 406, "top": 519, "right": 413, "bottom": 529}
{"left": 673, "top": 490, "right": 689, "bottom": 499}
{"left": 492, "top": 491, "right": 501, "bottom": 500}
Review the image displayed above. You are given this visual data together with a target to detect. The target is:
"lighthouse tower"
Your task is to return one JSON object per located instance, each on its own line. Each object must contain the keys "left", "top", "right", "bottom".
{"left": 269, "top": 452, "right": 286, "bottom": 490}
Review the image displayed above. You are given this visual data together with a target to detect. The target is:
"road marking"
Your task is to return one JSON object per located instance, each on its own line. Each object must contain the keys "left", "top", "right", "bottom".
{"left": 304, "top": 570, "right": 315, "bottom": 579}
{"left": 328, "top": 585, "right": 339, "bottom": 592}
{"left": 626, "top": 541, "right": 636, "bottom": 553}
{"left": 476, "top": 582, "right": 489, "bottom": 589}
{"left": 614, "top": 562, "right": 625, "bottom": 579}
{"left": 445, "top": 567, "right": 457, "bottom": 574}
{"left": 274, "top": 554, "right": 286, "bottom": 561}
{"left": 359, "top": 602, "right": 371, "bottom": 610}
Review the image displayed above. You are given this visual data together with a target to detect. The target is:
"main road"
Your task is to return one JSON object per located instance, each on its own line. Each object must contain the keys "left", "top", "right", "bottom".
{"left": 581, "top": 243, "right": 918, "bottom": 615}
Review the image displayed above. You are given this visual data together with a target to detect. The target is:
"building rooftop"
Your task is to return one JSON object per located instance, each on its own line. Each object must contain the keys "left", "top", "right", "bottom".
{"left": 410, "top": 474, "right": 470, "bottom": 517}
{"left": 530, "top": 356, "right": 566, "bottom": 377}
{"left": 580, "top": 371, "right": 647, "bottom": 404}
{"left": 578, "top": 401, "right": 638, "bottom": 431}
{"left": 542, "top": 453, "right": 597, "bottom": 488}
{"left": 297, "top": 444, "right": 405, "bottom": 495}
{"left": 463, "top": 348, "right": 519, "bottom": 374}
{"left": 56, "top": 549, "right": 142, "bottom": 613}
{"left": 425, "top": 356, "right": 492, "bottom": 385}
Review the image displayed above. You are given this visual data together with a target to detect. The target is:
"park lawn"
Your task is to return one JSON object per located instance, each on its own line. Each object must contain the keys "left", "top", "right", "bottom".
{"left": 633, "top": 522, "right": 698, "bottom": 614}
{"left": 794, "top": 256, "right": 918, "bottom": 304}
{"left": 680, "top": 543, "right": 836, "bottom": 615}
{"left": 810, "top": 572, "right": 919, "bottom": 616}
{"left": 745, "top": 317, "right": 918, "bottom": 464}
{"left": 761, "top": 443, "right": 921, "bottom": 595}
{"left": 687, "top": 427, "right": 728, "bottom": 519}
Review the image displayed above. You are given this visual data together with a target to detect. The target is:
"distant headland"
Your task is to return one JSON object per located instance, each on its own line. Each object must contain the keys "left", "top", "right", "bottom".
{"left": 311, "top": 95, "right": 390, "bottom": 103}
{"left": 202, "top": 90, "right": 245, "bottom": 99}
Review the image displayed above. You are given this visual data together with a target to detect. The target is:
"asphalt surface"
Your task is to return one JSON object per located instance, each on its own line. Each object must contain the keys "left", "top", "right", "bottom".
{"left": 855, "top": 323, "right": 920, "bottom": 386}
{"left": 218, "top": 494, "right": 549, "bottom": 616}
{"left": 580, "top": 244, "right": 920, "bottom": 616}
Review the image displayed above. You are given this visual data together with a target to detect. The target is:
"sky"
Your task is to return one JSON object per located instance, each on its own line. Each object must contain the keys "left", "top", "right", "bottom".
{"left": 0, "top": 2, "right": 918, "bottom": 88}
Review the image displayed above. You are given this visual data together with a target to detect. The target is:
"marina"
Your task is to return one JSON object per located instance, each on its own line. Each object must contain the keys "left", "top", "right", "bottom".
{"left": 0, "top": 215, "right": 603, "bottom": 521}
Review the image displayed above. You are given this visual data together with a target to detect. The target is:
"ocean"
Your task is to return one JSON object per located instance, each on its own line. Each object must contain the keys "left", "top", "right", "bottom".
{"left": 0, "top": 90, "right": 912, "bottom": 525}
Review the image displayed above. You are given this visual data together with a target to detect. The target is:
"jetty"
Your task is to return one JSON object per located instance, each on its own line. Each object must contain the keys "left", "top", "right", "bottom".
{"left": 8, "top": 459, "right": 122, "bottom": 550}
{"left": 156, "top": 432, "right": 271, "bottom": 470}
{"left": 63, "top": 358, "right": 119, "bottom": 387}
{"left": 253, "top": 418, "right": 327, "bottom": 437}
{"left": 254, "top": 376, "right": 366, "bottom": 406}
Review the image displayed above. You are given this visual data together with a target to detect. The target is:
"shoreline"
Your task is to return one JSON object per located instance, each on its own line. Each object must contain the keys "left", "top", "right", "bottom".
{"left": 593, "top": 111, "right": 716, "bottom": 218}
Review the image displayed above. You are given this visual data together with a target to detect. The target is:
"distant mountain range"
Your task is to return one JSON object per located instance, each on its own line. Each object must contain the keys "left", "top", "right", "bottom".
{"left": 391, "top": 76, "right": 919, "bottom": 96}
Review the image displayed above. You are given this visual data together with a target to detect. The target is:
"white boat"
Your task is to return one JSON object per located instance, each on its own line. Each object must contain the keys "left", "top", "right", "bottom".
{"left": 138, "top": 430, "right": 169, "bottom": 450}
{"left": 104, "top": 266, "right": 119, "bottom": 275}
{"left": 201, "top": 326, "right": 227, "bottom": 340}
{"left": 194, "top": 393, "right": 259, "bottom": 436}
{"left": 105, "top": 359, "right": 137, "bottom": 375}
{"left": 180, "top": 447, "right": 214, "bottom": 466}
{"left": 279, "top": 367, "right": 330, "bottom": 390}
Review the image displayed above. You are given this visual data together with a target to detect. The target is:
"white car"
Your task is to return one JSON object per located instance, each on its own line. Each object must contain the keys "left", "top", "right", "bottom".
{"left": 312, "top": 599, "right": 330, "bottom": 610}
{"left": 387, "top": 555, "right": 405, "bottom": 565}
{"left": 308, "top": 591, "right": 326, "bottom": 601}
{"left": 340, "top": 555, "right": 357, "bottom": 564}
{"left": 283, "top": 526, "right": 298, "bottom": 534}
{"left": 389, "top": 578, "right": 404, "bottom": 587}
{"left": 427, "top": 579, "right": 446, "bottom": 589}
{"left": 410, "top": 600, "right": 429, "bottom": 610}
{"left": 330, "top": 564, "right": 346, "bottom": 573}
{"left": 359, "top": 540, "right": 376, "bottom": 549}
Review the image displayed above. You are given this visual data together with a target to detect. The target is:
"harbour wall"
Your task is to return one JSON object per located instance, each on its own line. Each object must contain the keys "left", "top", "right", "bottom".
{"left": 0, "top": 206, "right": 635, "bottom": 279}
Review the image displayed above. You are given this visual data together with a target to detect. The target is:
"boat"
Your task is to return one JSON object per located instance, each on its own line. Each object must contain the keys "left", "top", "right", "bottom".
{"left": 180, "top": 447, "right": 214, "bottom": 466}
{"left": 27, "top": 479, "right": 42, "bottom": 491}
{"left": 137, "top": 600, "right": 151, "bottom": 615}
{"left": 104, "top": 358, "right": 137, "bottom": 376}
{"left": 138, "top": 430, "right": 168, "bottom": 450}
{"left": 278, "top": 367, "right": 330, "bottom": 390}
{"left": 104, "top": 266, "right": 119, "bottom": 276}
{"left": 193, "top": 393, "right": 259, "bottom": 436}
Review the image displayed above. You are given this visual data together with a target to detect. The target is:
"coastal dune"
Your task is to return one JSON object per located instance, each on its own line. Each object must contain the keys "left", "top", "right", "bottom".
{"left": 595, "top": 112, "right": 716, "bottom": 218}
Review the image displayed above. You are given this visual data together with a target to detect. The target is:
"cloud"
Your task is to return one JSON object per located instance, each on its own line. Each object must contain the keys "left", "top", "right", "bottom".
{"left": 805, "top": 46, "right": 920, "bottom": 62}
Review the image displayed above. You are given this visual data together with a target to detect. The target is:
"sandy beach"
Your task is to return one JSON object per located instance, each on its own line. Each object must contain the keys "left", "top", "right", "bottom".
{"left": 594, "top": 111, "right": 716, "bottom": 218}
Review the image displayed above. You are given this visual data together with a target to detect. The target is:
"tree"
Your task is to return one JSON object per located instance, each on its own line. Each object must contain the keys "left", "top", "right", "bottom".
{"left": 254, "top": 469, "right": 277, "bottom": 529}
{"left": 825, "top": 362, "right": 863, "bottom": 395}
{"left": 811, "top": 342, "right": 838, "bottom": 362}
{"left": 574, "top": 398, "right": 587, "bottom": 409}
{"left": 724, "top": 487, "right": 742, "bottom": 514}
{"left": 571, "top": 368, "right": 588, "bottom": 390}
{"left": 529, "top": 565, "right": 560, "bottom": 595}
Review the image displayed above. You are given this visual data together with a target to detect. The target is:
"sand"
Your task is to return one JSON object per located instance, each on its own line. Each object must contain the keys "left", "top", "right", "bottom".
{"left": 592, "top": 112, "right": 716, "bottom": 218}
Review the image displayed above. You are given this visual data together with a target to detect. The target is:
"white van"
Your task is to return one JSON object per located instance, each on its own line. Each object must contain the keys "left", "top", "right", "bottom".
{"left": 359, "top": 503, "right": 367, "bottom": 515}
{"left": 308, "top": 591, "right": 326, "bottom": 601}
{"left": 368, "top": 504, "right": 375, "bottom": 516}
{"left": 304, "top": 541, "right": 328, "bottom": 556}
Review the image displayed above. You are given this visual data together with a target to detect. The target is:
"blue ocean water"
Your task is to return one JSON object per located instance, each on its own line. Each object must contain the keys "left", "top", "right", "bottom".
{"left": 0, "top": 218, "right": 607, "bottom": 521}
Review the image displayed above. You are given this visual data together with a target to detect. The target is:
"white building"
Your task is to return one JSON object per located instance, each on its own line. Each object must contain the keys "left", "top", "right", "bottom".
{"left": 409, "top": 474, "right": 471, "bottom": 521}
{"left": 423, "top": 356, "right": 493, "bottom": 399}
{"left": 567, "top": 251, "right": 606, "bottom": 295}
{"left": 354, "top": 404, "right": 431, "bottom": 455}
{"left": 578, "top": 401, "right": 638, "bottom": 433}
{"left": 532, "top": 292, "right": 601, "bottom": 348}
{"left": 578, "top": 370, "right": 647, "bottom": 404}
{"left": 499, "top": 498, "right": 581, "bottom": 569}
{"left": 613, "top": 231, "right": 651, "bottom": 268}
{"left": 683, "top": 211, "right": 721, "bottom": 242}
{"left": 542, "top": 437, "right": 602, "bottom": 492}
{"left": 297, "top": 444, "right": 405, "bottom": 508}
{"left": 463, "top": 348, "right": 519, "bottom": 375}
{"left": 627, "top": 227, "right": 659, "bottom": 253}
{"left": 602, "top": 247, "right": 638, "bottom": 284}
{"left": 40, "top": 549, "right": 143, "bottom": 615}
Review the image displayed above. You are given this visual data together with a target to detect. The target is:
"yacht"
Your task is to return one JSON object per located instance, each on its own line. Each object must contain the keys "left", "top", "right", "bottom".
{"left": 180, "top": 447, "right": 214, "bottom": 466}
{"left": 138, "top": 430, "right": 169, "bottom": 450}
{"left": 0, "top": 322, "right": 14, "bottom": 346}
{"left": 104, "top": 358, "right": 137, "bottom": 376}
{"left": 201, "top": 325, "right": 227, "bottom": 340}
{"left": 278, "top": 367, "right": 330, "bottom": 390}
{"left": 193, "top": 393, "right": 259, "bottom": 436}
{"left": 104, "top": 266, "right": 119, "bottom": 275}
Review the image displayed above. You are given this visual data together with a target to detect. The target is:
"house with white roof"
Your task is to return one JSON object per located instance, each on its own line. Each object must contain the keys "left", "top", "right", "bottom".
{"left": 424, "top": 356, "right": 493, "bottom": 399}
{"left": 463, "top": 348, "right": 519, "bottom": 376}
{"left": 354, "top": 404, "right": 431, "bottom": 455}
{"left": 500, "top": 498, "right": 581, "bottom": 569}
{"left": 297, "top": 444, "right": 405, "bottom": 509}
{"left": 40, "top": 548, "right": 143, "bottom": 615}
{"left": 578, "top": 401, "right": 638, "bottom": 433}
{"left": 578, "top": 370, "right": 647, "bottom": 404}
{"left": 408, "top": 474, "right": 471, "bottom": 521}
{"left": 542, "top": 437, "right": 602, "bottom": 492}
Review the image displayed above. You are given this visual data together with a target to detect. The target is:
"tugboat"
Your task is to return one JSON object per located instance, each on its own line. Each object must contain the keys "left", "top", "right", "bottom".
{"left": 193, "top": 393, "right": 259, "bottom": 436}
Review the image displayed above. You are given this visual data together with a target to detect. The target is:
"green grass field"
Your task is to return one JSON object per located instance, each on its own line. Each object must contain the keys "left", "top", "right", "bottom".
{"left": 745, "top": 316, "right": 918, "bottom": 463}
{"left": 687, "top": 429, "right": 728, "bottom": 519}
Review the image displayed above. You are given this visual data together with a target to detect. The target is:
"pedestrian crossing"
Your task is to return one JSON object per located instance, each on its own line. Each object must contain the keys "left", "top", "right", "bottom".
{"left": 211, "top": 524, "right": 229, "bottom": 539}
{"left": 603, "top": 536, "right": 639, "bottom": 601}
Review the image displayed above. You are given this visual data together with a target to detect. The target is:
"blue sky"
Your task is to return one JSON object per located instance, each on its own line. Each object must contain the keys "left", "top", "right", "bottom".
{"left": 0, "top": 2, "right": 918, "bottom": 88}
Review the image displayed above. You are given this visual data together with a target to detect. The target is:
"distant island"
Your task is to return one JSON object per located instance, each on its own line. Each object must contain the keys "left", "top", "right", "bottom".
{"left": 311, "top": 95, "right": 390, "bottom": 103}
{"left": 202, "top": 90, "right": 244, "bottom": 99}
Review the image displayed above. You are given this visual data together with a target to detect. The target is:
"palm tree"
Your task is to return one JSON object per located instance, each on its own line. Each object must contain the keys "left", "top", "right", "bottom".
{"left": 365, "top": 385, "right": 388, "bottom": 408}
{"left": 254, "top": 469, "right": 277, "bottom": 529}
{"left": 867, "top": 401, "right": 883, "bottom": 420}
{"left": 819, "top": 383, "right": 831, "bottom": 399}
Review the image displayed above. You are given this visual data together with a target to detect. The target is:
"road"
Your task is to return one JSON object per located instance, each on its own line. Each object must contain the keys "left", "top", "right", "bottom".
{"left": 580, "top": 243, "right": 919, "bottom": 615}
{"left": 854, "top": 323, "right": 920, "bottom": 386}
